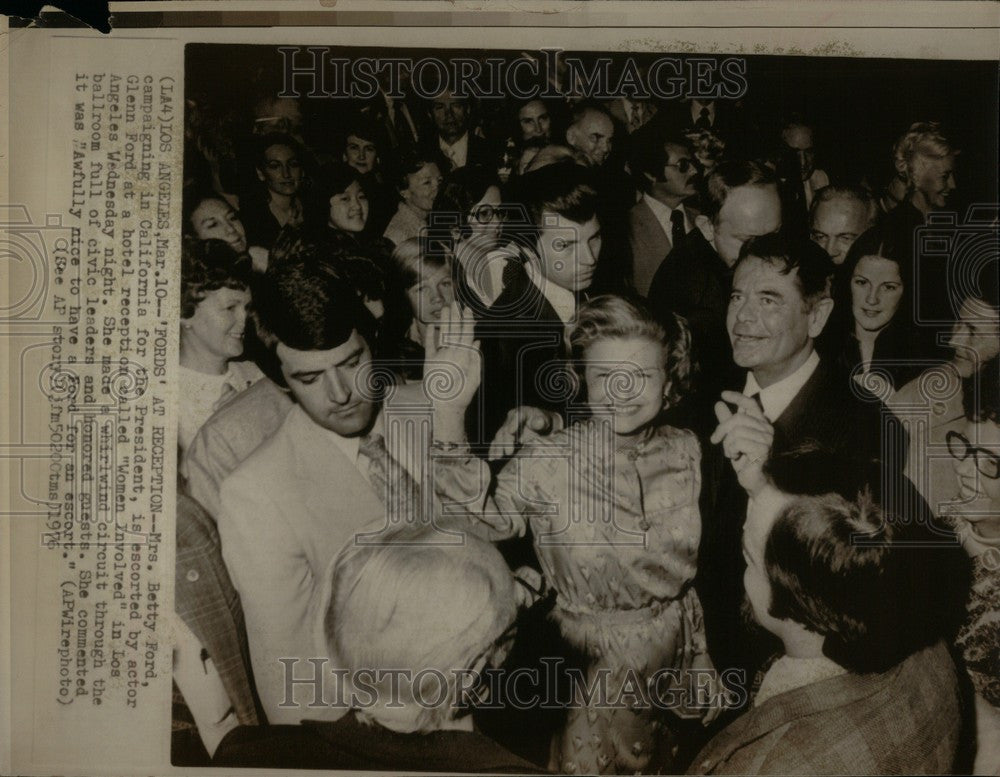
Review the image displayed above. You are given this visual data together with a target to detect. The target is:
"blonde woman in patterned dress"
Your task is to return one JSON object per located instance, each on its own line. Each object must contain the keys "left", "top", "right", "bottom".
{"left": 429, "top": 296, "right": 722, "bottom": 774}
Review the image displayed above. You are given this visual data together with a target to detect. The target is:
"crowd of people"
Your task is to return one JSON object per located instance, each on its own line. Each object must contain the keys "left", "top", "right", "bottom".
{"left": 173, "top": 63, "right": 1000, "bottom": 775}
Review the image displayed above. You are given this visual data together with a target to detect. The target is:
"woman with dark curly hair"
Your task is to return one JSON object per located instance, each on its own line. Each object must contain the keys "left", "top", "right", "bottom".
{"left": 179, "top": 237, "right": 263, "bottom": 454}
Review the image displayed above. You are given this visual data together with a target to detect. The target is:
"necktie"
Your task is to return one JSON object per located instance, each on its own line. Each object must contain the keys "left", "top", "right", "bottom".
{"left": 358, "top": 431, "right": 421, "bottom": 525}
{"left": 695, "top": 106, "right": 711, "bottom": 131}
{"left": 670, "top": 209, "right": 686, "bottom": 250}
{"left": 385, "top": 98, "right": 415, "bottom": 149}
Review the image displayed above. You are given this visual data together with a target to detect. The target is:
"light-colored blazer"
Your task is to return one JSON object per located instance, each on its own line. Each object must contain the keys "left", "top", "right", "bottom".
{"left": 628, "top": 198, "right": 691, "bottom": 298}
{"left": 217, "top": 389, "right": 433, "bottom": 725}
{"left": 184, "top": 377, "right": 294, "bottom": 521}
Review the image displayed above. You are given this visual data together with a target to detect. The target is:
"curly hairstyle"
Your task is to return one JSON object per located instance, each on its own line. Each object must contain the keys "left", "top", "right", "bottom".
{"left": 180, "top": 236, "right": 253, "bottom": 319}
{"left": 567, "top": 294, "right": 692, "bottom": 408}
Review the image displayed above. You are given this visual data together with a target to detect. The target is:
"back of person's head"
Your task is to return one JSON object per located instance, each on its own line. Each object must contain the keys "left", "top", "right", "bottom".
{"left": 252, "top": 242, "right": 375, "bottom": 353}
{"left": 737, "top": 232, "right": 835, "bottom": 310}
{"left": 321, "top": 526, "right": 517, "bottom": 732}
{"left": 181, "top": 236, "right": 253, "bottom": 318}
{"left": 568, "top": 294, "right": 692, "bottom": 407}
{"left": 701, "top": 159, "right": 778, "bottom": 222}
{"left": 764, "top": 488, "right": 909, "bottom": 672}
{"left": 762, "top": 444, "right": 971, "bottom": 668}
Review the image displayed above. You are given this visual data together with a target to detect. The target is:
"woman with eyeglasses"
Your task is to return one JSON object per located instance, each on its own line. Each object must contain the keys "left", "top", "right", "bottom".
{"left": 241, "top": 132, "right": 307, "bottom": 252}
{"left": 427, "top": 165, "right": 512, "bottom": 312}
{"left": 944, "top": 355, "right": 1000, "bottom": 775}
{"left": 891, "top": 260, "right": 1000, "bottom": 511}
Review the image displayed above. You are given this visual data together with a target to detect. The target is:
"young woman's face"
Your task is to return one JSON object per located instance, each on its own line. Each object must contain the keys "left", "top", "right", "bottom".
{"left": 182, "top": 286, "right": 251, "bottom": 362}
{"left": 190, "top": 198, "right": 247, "bottom": 254}
{"left": 851, "top": 255, "right": 904, "bottom": 333}
{"left": 257, "top": 143, "right": 304, "bottom": 197}
{"left": 952, "top": 419, "right": 1000, "bottom": 511}
{"left": 328, "top": 180, "right": 369, "bottom": 233}
{"left": 405, "top": 263, "right": 455, "bottom": 330}
{"left": 583, "top": 336, "right": 668, "bottom": 436}
{"left": 402, "top": 163, "right": 442, "bottom": 212}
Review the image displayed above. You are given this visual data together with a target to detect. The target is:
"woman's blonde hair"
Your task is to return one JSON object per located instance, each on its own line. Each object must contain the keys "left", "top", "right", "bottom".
{"left": 567, "top": 294, "right": 692, "bottom": 408}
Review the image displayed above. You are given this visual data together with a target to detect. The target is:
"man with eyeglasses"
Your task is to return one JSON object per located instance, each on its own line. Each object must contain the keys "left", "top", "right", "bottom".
{"left": 945, "top": 354, "right": 1000, "bottom": 775}
{"left": 627, "top": 130, "right": 699, "bottom": 296}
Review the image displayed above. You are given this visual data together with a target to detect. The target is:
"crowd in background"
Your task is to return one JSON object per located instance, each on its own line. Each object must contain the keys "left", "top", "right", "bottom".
{"left": 172, "top": 51, "right": 1000, "bottom": 775}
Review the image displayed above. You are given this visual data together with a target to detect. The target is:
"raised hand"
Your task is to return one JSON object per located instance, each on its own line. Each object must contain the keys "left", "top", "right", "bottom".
{"left": 710, "top": 390, "right": 774, "bottom": 496}
{"left": 424, "top": 302, "right": 481, "bottom": 442}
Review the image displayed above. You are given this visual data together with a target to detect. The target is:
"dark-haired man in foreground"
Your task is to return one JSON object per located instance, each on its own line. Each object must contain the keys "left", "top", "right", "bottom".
{"left": 689, "top": 446, "right": 964, "bottom": 775}
{"left": 217, "top": 257, "right": 429, "bottom": 725}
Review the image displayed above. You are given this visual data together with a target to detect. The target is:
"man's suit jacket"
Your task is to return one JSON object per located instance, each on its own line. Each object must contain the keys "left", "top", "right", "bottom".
{"left": 472, "top": 266, "right": 571, "bottom": 446}
{"left": 647, "top": 227, "right": 738, "bottom": 402}
{"left": 696, "top": 357, "right": 910, "bottom": 679}
{"left": 627, "top": 198, "right": 692, "bottom": 298}
{"left": 217, "top": 402, "right": 427, "bottom": 725}
{"left": 424, "top": 132, "right": 497, "bottom": 176}
{"left": 213, "top": 711, "right": 546, "bottom": 773}
{"left": 689, "top": 641, "right": 963, "bottom": 775}
{"left": 184, "top": 377, "right": 294, "bottom": 522}
{"left": 175, "top": 493, "right": 264, "bottom": 726}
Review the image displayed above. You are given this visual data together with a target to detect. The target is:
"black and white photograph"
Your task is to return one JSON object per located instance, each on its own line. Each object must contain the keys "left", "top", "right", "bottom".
{"left": 2, "top": 5, "right": 999, "bottom": 777}
{"left": 175, "top": 41, "right": 999, "bottom": 774}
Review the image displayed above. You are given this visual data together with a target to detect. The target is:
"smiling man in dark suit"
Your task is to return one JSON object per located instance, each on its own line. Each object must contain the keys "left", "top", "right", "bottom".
{"left": 699, "top": 233, "right": 910, "bottom": 686}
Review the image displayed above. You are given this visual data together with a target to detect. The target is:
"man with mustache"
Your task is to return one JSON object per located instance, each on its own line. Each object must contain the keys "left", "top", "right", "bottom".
{"left": 627, "top": 131, "right": 700, "bottom": 297}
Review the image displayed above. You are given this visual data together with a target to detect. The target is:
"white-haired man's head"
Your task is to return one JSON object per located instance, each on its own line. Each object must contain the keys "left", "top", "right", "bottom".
{"left": 320, "top": 526, "right": 518, "bottom": 733}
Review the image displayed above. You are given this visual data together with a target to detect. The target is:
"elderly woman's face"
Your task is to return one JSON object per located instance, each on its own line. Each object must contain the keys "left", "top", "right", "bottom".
{"left": 402, "top": 163, "right": 442, "bottom": 213}
{"left": 258, "top": 143, "right": 304, "bottom": 197}
{"left": 190, "top": 198, "right": 247, "bottom": 254}
{"left": 328, "top": 180, "right": 369, "bottom": 233}
{"left": 851, "top": 255, "right": 904, "bottom": 334}
{"left": 182, "top": 286, "right": 250, "bottom": 364}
